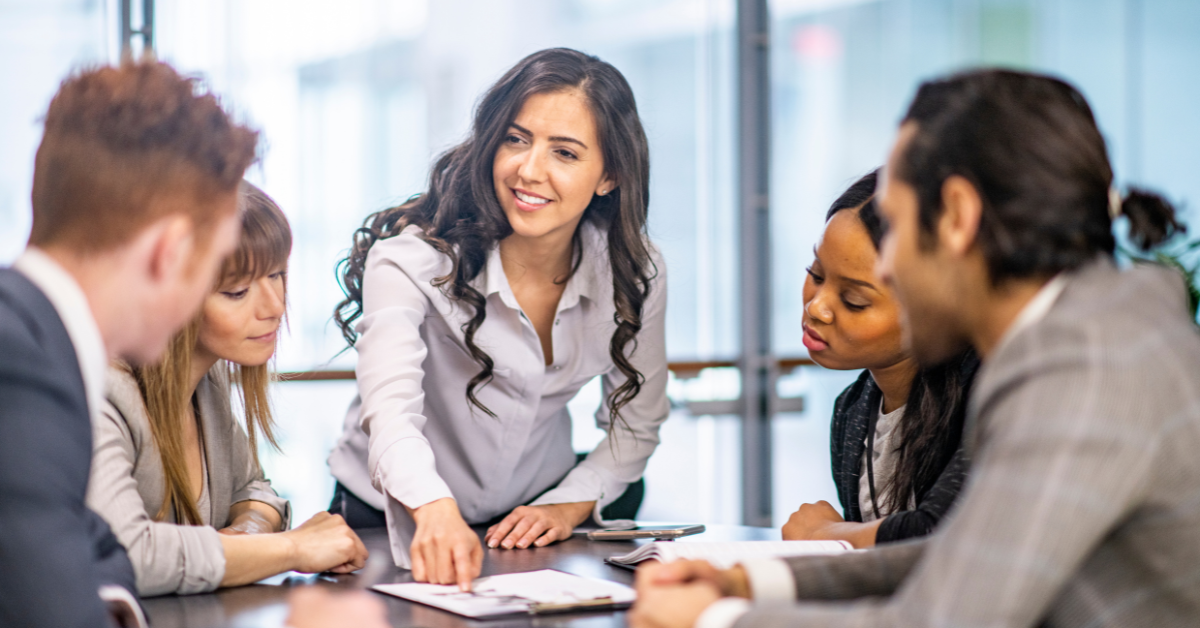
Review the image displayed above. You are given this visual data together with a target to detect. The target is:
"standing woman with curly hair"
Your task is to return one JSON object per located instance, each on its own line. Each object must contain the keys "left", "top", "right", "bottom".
{"left": 327, "top": 48, "right": 669, "bottom": 589}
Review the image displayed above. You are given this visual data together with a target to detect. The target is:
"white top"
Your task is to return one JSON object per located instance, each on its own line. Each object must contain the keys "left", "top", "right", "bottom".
{"left": 697, "top": 273, "right": 1070, "bottom": 628}
{"left": 858, "top": 402, "right": 907, "bottom": 522}
{"left": 13, "top": 247, "right": 107, "bottom": 425}
{"left": 327, "top": 223, "right": 670, "bottom": 566}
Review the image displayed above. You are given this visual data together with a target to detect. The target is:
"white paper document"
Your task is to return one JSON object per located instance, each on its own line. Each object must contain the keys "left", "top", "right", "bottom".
{"left": 609, "top": 540, "right": 853, "bottom": 569}
{"left": 372, "top": 569, "right": 636, "bottom": 618}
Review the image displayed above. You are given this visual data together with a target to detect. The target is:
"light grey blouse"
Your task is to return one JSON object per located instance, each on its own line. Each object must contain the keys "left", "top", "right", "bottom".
{"left": 86, "top": 365, "right": 290, "bottom": 597}
{"left": 327, "top": 223, "right": 670, "bottom": 569}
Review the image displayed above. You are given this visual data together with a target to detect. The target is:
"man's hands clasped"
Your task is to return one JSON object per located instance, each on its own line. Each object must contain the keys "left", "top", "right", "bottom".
{"left": 628, "top": 560, "right": 750, "bottom": 628}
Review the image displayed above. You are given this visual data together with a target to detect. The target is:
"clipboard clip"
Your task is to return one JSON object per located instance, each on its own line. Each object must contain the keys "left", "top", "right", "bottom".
{"left": 528, "top": 596, "right": 615, "bottom": 614}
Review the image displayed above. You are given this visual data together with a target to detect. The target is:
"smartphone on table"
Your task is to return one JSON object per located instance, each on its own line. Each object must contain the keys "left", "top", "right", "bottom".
{"left": 586, "top": 524, "right": 705, "bottom": 541}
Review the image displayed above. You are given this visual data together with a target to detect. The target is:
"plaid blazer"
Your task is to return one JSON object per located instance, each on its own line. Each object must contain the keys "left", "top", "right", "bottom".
{"left": 737, "top": 258, "right": 1200, "bottom": 627}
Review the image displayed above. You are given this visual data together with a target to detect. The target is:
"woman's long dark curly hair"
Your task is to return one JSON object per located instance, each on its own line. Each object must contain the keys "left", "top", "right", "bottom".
{"left": 335, "top": 48, "right": 655, "bottom": 426}
{"left": 829, "top": 170, "right": 979, "bottom": 514}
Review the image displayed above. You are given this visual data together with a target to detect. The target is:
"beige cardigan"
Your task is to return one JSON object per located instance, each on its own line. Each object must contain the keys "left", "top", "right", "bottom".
{"left": 86, "top": 365, "right": 290, "bottom": 597}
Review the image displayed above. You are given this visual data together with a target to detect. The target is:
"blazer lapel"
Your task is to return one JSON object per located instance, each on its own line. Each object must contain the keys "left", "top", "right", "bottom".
{"left": 838, "top": 373, "right": 881, "bottom": 523}
{"left": 195, "top": 369, "right": 233, "bottom": 528}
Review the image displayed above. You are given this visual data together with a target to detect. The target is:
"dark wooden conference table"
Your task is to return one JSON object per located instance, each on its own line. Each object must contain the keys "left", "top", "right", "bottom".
{"left": 141, "top": 524, "right": 776, "bottom": 628}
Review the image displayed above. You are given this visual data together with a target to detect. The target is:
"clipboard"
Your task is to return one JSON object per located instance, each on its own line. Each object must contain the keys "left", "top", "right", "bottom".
{"left": 371, "top": 569, "right": 635, "bottom": 618}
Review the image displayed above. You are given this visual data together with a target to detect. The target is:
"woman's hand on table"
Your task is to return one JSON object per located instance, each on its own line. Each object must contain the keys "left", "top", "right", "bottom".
{"left": 282, "top": 512, "right": 368, "bottom": 574}
{"left": 782, "top": 500, "right": 882, "bottom": 548}
{"left": 409, "top": 497, "right": 482, "bottom": 591}
{"left": 782, "top": 500, "right": 845, "bottom": 540}
{"left": 484, "top": 501, "right": 594, "bottom": 550}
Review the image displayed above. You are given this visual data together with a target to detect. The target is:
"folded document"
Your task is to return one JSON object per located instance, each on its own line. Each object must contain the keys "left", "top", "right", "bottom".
{"left": 608, "top": 540, "right": 853, "bottom": 569}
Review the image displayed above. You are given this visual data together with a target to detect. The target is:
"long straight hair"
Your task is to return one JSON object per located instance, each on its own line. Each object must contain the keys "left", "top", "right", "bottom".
{"left": 827, "top": 170, "right": 979, "bottom": 513}
{"left": 334, "top": 48, "right": 655, "bottom": 429}
{"left": 132, "top": 181, "right": 290, "bottom": 525}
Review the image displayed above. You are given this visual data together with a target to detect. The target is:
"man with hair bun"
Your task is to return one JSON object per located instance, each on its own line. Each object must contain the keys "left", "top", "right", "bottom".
{"left": 0, "top": 59, "right": 385, "bottom": 628}
{"left": 631, "top": 68, "right": 1200, "bottom": 628}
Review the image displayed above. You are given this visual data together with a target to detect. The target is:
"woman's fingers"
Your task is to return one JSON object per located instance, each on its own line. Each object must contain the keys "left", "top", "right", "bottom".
{"left": 501, "top": 516, "right": 535, "bottom": 549}
{"left": 453, "top": 545, "right": 476, "bottom": 591}
{"left": 486, "top": 513, "right": 521, "bottom": 548}
{"left": 411, "top": 548, "right": 426, "bottom": 582}
{"left": 516, "top": 520, "right": 549, "bottom": 549}
{"left": 355, "top": 533, "right": 370, "bottom": 565}
{"left": 533, "top": 527, "right": 560, "bottom": 547}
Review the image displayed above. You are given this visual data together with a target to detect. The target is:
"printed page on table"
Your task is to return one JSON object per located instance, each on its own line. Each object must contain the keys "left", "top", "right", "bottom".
{"left": 372, "top": 569, "right": 636, "bottom": 618}
{"left": 609, "top": 540, "right": 854, "bottom": 569}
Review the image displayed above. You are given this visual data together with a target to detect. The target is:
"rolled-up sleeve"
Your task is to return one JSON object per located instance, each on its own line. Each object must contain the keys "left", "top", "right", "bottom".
{"left": 87, "top": 402, "right": 225, "bottom": 597}
{"left": 356, "top": 242, "right": 454, "bottom": 510}
{"left": 531, "top": 251, "right": 670, "bottom": 513}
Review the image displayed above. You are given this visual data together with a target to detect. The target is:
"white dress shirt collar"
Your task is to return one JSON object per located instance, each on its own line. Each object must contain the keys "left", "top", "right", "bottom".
{"left": 992, "top": 273, "right": 1069, "bottom": 357}
{"left": 13, "top": 247, "right": 108, "bottom": 422}
{"left": 480, "top": 221, "right": 608, "bottom": 311}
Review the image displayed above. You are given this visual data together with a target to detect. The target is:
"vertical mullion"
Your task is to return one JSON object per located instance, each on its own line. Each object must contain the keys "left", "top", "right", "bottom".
{"left": 119, "top": 0, "right": 154, "bottom": 57}
{"left": 736, "top": 0, "right": 774, "bottom": 528}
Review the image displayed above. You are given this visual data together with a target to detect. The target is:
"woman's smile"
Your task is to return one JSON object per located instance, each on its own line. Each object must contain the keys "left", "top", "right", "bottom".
{"left": 512, "top": 188, "right": 552, "bottom": 212}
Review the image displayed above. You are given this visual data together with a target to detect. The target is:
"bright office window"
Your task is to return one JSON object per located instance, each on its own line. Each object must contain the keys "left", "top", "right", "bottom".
{"left": 3, "top": 0, "right": 1198, "bottom": 527}
{"left": 151, "top": 0, "right": 752, "bottom": 524}
{"left": 766, "top": 0, "right": 1200, "bottom": 524}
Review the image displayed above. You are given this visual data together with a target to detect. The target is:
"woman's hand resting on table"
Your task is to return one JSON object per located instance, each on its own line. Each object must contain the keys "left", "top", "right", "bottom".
{"left": 282, "top": 512, "right": 368, "bottom": 574}
{"left": 782, "top": 500, "right": 882, "bottom": 548}
{"left": 782, "top": 500, "right": 846, "bottom": 540}
{"left": 484, "top": 501, "right": 594, "bottom": 550}
{"left": 409, "top": 498, "right": 483, "bottom": 591}
{"left": 219, "top": 512, "right": 367, "bottom": 588}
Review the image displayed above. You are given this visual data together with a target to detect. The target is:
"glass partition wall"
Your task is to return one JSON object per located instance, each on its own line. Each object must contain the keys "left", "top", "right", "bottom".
{"left": 151, "top": 0, "right": 752, "bottom": 524}
{"left": 2, "top": 0, "right": 1198, "bottom": 527}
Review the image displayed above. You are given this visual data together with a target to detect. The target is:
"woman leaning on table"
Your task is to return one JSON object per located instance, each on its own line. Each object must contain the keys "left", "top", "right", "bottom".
{"left": 327, "top": 47, "right": 670, "bottom": 589}
{"left": 87, "top": 183, "right": 367, "bottom": 597}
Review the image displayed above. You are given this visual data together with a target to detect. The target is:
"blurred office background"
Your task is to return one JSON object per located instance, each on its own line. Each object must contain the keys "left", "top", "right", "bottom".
{"left": 3, "top": 0, "right": 1198, "bottom": 527}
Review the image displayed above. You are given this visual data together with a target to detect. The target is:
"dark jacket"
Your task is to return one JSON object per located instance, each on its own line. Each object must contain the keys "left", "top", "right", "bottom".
{"left": 830, "top": 355, "right": 978, "bottom": 543}
{"left": 0, "top": 268, "right": 137, "bottom": 628}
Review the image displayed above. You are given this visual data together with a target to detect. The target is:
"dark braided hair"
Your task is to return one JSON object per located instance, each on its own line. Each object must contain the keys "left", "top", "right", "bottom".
{"left": 335, "top": 48, "right": 655, "bottom": 427}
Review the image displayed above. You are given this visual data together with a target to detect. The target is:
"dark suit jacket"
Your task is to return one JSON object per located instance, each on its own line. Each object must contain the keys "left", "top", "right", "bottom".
{"left": 830, "top": 355, "right": 977, "bottom": 543}
{"left": 0, "top": 268, "right": 136, "bottom": 628}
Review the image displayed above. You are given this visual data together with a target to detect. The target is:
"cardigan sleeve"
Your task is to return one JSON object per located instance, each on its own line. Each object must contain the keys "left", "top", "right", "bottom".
{"left": 875, "top": 446, "right": 969, "bottom": 543}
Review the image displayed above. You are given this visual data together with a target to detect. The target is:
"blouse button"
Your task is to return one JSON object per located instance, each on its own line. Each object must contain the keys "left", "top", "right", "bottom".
{"left": 554, "top": 319, "right": 560, "bottom": 325}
